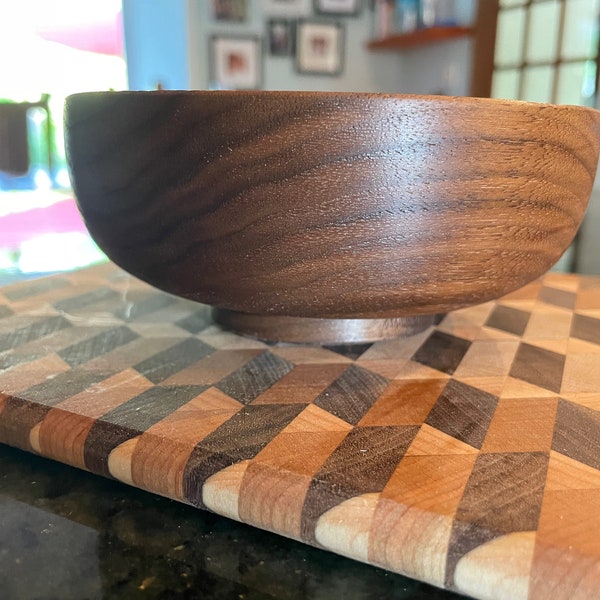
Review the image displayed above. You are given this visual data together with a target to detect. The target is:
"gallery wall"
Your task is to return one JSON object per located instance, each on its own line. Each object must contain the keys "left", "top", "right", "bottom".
{"left": 123, "top": 0, "right": 475, "bottom": 97}
{"left": 122, "top": 0, "right": 190, "bottom": 90}
{"left": 187, "top": 0, "right": 403, "bottom": 93}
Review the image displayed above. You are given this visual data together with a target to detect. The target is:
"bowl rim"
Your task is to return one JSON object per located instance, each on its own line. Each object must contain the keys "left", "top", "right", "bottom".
{"left": 65, "top": 89, "right": 600, "bottom": 115}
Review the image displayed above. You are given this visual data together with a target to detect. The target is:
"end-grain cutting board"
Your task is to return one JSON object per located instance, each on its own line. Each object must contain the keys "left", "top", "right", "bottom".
{"left": 1, "top": 262, "right": 600, "bottom": 600}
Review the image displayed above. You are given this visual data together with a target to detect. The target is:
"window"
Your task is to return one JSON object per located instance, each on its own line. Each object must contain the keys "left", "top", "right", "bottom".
{"left": 492, "top": 0, "right": 600, "bottom": 106}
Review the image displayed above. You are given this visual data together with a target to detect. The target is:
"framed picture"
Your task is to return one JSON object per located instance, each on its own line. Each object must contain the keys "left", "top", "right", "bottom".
{"left": 261, "top": 0, "right": 312, "bottom": 16}
{"left": 314, "top": 0, "right": 362, "bottom": 16}
{"left": 210, "top": 36, "right": 262, "bottom": 90}
{"left": 268, "top": 19, "right": 295, "bottom": 56}
{"left": 212, "top": 0, "right": 247, "bottom": 21}
{"left": 295, "top": 20, "right": 344, "bottom": 75}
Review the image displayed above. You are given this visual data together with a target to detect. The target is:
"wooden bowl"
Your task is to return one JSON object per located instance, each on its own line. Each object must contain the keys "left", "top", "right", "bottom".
{"left": 64, "top": 91, "right": 600, "bottom": 343}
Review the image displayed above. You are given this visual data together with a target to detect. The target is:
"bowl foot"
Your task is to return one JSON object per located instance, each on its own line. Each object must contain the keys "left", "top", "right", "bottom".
{"left": 212, "top": 309, "right": 440, "bottom": 345}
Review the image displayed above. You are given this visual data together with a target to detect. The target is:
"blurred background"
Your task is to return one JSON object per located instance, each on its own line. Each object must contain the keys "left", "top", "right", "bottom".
{"left": 1, "top": 0, "right": 599, "bottom": 284}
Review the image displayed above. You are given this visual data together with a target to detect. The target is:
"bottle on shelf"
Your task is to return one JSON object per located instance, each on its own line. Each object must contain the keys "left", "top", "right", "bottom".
{"left": 396, "top": 0, "right": 420, "bottom": 33}
{"left": 372, "top": 0, "right": 464, "bottom": 40}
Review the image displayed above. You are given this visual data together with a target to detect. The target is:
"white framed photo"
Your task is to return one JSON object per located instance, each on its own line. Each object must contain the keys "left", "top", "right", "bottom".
{"left": 296, "top": 20, "right": 344, "bottom": 75}
{"left": 210, "top": 35, "right": 262, "bottom": 90}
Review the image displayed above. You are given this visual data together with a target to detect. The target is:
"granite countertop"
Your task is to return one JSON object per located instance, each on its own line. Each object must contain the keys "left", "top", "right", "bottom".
{"left": 0, "top": 444, "right": 464, "bottom": 600}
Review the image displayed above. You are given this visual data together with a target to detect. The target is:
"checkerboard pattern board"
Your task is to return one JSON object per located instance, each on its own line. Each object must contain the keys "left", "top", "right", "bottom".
{"left": 1, "top": 262, "right": 600, "bottom": 599}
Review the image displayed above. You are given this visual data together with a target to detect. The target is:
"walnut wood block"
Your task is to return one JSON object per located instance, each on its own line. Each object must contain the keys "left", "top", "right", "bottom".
{"left": 212, "top": 308, "right": 437, "bottom": 344}
{"left": 64, "top": 92, "right": 600, "bottom": 331}
{"left": 2, "top": 263, "right": 600, "bottom": 599}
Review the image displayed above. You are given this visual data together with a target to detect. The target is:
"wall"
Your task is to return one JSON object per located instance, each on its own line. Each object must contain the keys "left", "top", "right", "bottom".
{"left": 385, "top": 0, "right": 475, "bottom": 96}
{"left": 393, "top": 38, "right": 473, "bottom": 96}
{"left": 122, "top": 0, "right": 191, "bottom": 90}
{"left": 187, "top": 1, "right": 402, "bottom": 93}
{"left": 578, "top": 189, "right": 600, "bottom": 274}
{"left": 573, "top": 80, "right": 600, "bottom": 274}
{"left": 582, "top": 92, "right": 600, "bottom": 275}
{"left": 121, "top": 0, "right": 475, "bottom": 95}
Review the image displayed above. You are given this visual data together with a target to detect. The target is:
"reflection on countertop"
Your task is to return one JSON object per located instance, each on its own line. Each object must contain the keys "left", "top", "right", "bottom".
{"left": 0, "top": 190, "right": 106, "bottom": 286}
{"left": 0, "top": 444, "right": 466, "bottom": 600}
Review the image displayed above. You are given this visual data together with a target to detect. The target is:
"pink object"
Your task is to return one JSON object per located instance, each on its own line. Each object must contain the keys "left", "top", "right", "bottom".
{"left": 35, "top": 11, "right": 123, "bottom": 57}
{"left": 0, "top": 198, "right": 88, "bottom": 249}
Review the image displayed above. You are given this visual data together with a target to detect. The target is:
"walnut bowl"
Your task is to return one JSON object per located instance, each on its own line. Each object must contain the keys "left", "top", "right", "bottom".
{"left": 64, "top": 91, "right": 600, "bottom": 343}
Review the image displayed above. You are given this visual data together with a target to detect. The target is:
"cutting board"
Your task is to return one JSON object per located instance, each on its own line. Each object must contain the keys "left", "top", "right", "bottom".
{"left": 1, "top": 262, "right": 600, "bottom": 600}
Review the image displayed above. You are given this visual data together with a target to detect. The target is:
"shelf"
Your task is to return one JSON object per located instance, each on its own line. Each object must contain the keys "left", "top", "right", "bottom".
{"left": 367, "top": 25, "right": 474, "bottom": 51}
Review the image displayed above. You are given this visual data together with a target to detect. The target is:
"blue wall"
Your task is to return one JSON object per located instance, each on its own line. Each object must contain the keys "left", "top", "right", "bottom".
{"left": 122, "top": 0, "right": 190, "bottom": 90}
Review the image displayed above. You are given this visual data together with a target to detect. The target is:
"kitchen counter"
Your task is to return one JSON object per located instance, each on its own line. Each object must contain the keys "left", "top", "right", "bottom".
{"left": 0, "top": 443, "right": 461, "bottom": 599}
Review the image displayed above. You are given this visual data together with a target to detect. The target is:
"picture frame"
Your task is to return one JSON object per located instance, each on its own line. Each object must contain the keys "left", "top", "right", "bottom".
{"left": 210, "top": 35, "right": 262, "bottom": 90}
{"left": 295, "top": 20, "right": 344, "bottom": 75}
{"left": 212, "top": 0, "right": 247, "bottom": 21}
{"left": 267, "top": 19, "right": 295, "bottom": 56}
{"left": 261, "top": 0, "right": 312, "bottom": 16}
{"left": 313, "top": 0, "right": 362, "bottom": 16}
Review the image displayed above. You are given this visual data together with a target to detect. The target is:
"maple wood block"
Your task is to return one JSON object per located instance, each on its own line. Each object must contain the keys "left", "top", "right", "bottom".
{"left": 453, "top": 531, "right": 535, "bottom": 600}
{"left": 532, "top": 489, "right": 600, "bottom": 599}
{"left": 65, "top": 91, "right": 600, "bottom": 343}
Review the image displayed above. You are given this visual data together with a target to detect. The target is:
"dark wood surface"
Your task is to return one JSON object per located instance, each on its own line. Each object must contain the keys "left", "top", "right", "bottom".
{"left": 212, "top": 309, "right": 438, "bottom": 344}
{"left": 470, "top": 0, "right": 499, "bottom": 98}
{"left": 2, "top": 263, "right": 600, "bottom": 599}
{"left": 65, "top": 92, "right": 600, "bottom": 326}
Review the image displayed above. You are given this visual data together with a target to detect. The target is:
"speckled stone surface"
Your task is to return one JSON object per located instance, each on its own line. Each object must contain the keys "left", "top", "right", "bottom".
{"left": 0, "top": 444, "right": 464, "bottom": 599}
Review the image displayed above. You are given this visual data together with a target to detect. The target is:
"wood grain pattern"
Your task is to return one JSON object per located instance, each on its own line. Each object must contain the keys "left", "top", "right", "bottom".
{"left": 64, "top": 91, "right": 600, "bottom": 332}
{"left": 2, "top": 264, "right": 600, "bottom": 599}
{"left": 453, "top": 531, "right": 535, "bottom": 600}
{"left": 213, "top": 310, "right": 437, "bottom": 344}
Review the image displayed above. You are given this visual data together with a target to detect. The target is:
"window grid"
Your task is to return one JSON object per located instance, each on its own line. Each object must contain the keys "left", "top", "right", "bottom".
{"left": 493, "top": 0, "right": 600, "bottom": 106}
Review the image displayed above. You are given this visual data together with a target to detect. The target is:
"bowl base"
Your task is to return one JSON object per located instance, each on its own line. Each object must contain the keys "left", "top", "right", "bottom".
{"left": 212, "top": 309, "right": 440, "bottom": 345}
